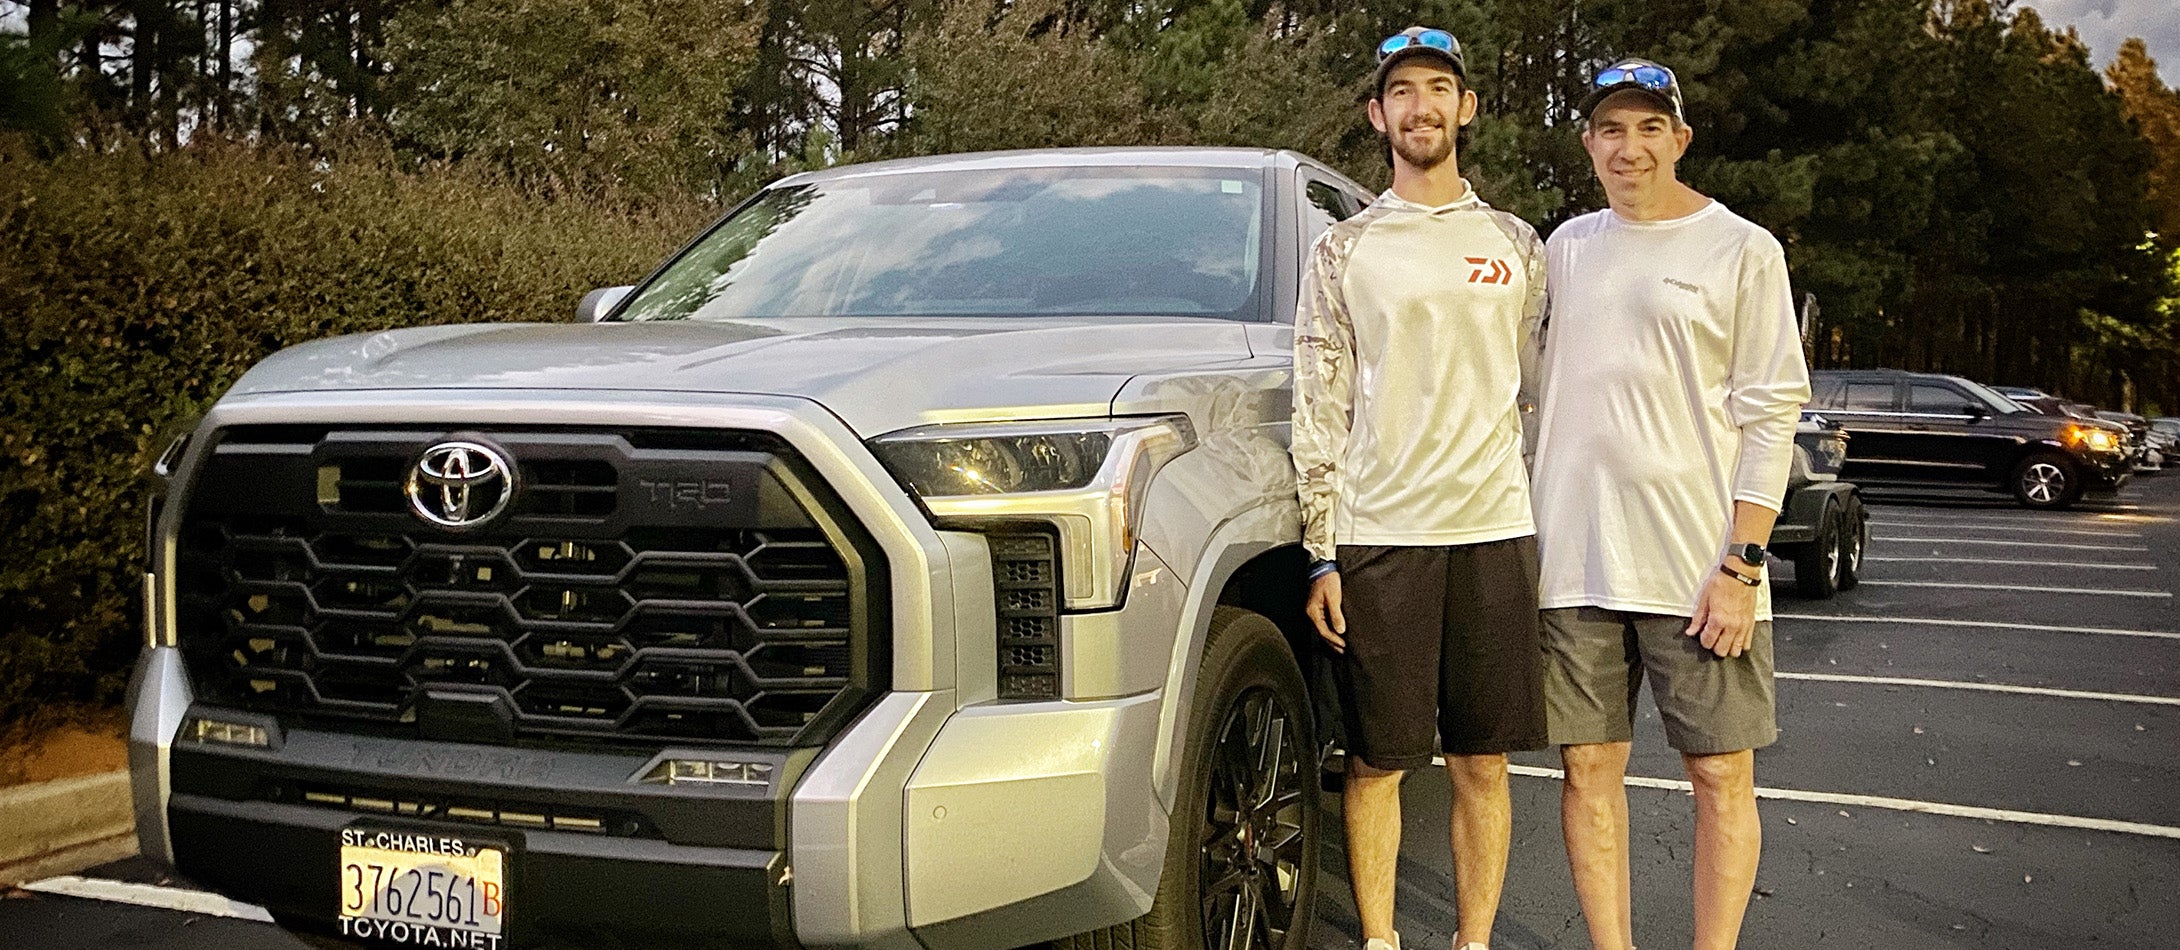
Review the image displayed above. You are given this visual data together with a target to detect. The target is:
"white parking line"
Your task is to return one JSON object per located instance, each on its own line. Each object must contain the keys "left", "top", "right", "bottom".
{"left": 1867, "top": 521, "right": 2142, "bottom": 539}
{"left": 1874, "top": 536, "right": 2150, "bottom": 552}
{"left": 1866, "top": 503, "right": 2144, "bottom": 516}
{"left": 1776, "top": 671, "right": 2180, "bottom": 706}
{"left": 20, "top": 875, "right": 275, "bottom": 922}
{"left": 1773, "top": 613, "right": 2180, "bottom": 641}
{"left": 1861, "top": 556, "right": 2157, "bottom": 570}
{"left": 1853, "top": 579, "right": 2171, "bottom": 599}
{"left": 1491, "top": 764, "right": 2180, "bottom": 840}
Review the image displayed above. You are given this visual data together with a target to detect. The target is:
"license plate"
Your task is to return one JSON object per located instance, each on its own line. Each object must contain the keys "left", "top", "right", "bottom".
{"left": 338, "top": 828, "right": 506, "bottom": 948}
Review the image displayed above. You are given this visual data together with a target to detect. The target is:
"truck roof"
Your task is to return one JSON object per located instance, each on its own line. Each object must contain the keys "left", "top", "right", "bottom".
{"left": 779, "top": 146, "right": 1305, "bottom": 186}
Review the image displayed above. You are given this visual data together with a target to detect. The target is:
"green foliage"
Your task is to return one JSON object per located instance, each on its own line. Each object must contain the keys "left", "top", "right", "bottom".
{"left": 0, "top": 138, "right": 711, "bottom": 728}
{"left": 0, "top": 33, "right": 68, "bottom": 150}
{"left": 382, "top": 0, "right": 764, "bottom": 197}
{"left": 903, "top": 0, "right": 1154, "bottom": 154}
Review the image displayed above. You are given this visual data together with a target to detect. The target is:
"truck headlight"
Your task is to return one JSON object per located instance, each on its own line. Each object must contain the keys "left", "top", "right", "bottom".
{"left": 871, "top": 416, "right": 1196, "bottom": 610}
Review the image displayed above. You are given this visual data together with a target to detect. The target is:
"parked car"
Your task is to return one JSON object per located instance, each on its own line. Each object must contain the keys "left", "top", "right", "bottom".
{"left": 1993, "top": 386, "right": 2094, "bottom": 421}
{"left": 132, "top": 148, "right": 1384, "bottom": 950}
{"left": 1769, "top": 415, "right": 1868, "bottom": 598}
{"left": 2152, "top": 418, "right": 2180, "bottom": 469}
{"left": 1807, "top": 369, "right": 2131, "bottom": 508}
{"left": 2094, "top": 409, "right": 2156, "bottom": 470}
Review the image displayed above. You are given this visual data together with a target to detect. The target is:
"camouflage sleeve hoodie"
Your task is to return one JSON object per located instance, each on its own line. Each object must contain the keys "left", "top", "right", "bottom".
{"left": 1290, "top": 185, "right": 1549, "bottom": 565}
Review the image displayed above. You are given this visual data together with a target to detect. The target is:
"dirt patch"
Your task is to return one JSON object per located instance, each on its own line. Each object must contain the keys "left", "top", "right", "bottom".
{"left": 0, "top": 705, "right": 127, "bottom": 788}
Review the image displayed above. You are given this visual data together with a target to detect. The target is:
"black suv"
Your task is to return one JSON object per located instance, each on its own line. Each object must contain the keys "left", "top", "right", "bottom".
{"left": 1808, "top": 369, "right": 2131, "bottom": 509}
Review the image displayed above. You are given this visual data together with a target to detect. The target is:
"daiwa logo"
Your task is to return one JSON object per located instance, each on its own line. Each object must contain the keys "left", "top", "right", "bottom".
{"left": 1465, "top": 257, "right": 1512, "bottom": 285}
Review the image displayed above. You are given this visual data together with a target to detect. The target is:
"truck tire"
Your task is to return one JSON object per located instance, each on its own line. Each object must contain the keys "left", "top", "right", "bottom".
{"left": 2010, "top": 452, "right": 2081, "bottom": 509}
{"left": 1062, "top": 606, "right": 1318, "bottom": 950}
{"left": 1837, "top": 494, "right": 1867, "bottom": 591}
{"left": 1793, "top": 501, "right": 1843, "bottom": 599}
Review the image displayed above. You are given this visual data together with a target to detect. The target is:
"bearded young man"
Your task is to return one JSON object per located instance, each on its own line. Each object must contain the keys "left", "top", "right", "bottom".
{"left": 1288, "top": 26, "right": 1548, "bottom": 950}
{"left": 1529, "top": 59, "right": 1811, "bottom": 950}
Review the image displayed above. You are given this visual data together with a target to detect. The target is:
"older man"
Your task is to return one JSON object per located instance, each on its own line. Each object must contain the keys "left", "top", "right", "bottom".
{"left": 1529, "top": 58, "right": 1811, "bottom": 950}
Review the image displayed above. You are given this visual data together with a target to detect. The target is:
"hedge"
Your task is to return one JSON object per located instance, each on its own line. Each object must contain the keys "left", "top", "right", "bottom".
{"left": 0, "top": 138, "right": 714, "bottom": 729}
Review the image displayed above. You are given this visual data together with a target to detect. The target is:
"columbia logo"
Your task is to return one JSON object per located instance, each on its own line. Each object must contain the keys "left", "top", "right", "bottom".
{"left": 1663, "top": 277, "right": 1700, "bottom": 294}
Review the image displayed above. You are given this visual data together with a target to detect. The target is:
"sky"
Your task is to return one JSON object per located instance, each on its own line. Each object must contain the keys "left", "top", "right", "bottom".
{"left": 2025, "top": 0, "right": 2180, "bottom": 86}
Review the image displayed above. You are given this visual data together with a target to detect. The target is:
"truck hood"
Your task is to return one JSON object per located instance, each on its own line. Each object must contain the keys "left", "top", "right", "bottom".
{"left": 226, "top": 317, "right": 1259, "bottom": 436}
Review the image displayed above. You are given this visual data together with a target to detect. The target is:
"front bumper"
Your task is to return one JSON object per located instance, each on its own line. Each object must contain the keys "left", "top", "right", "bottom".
{"left": 2077, "top": 451, "right": 2132, "bottom": 490}
{"left": 169, "top": 794, "right": 791, "bottom": 948}
{"left": 134, "top": 654, "right": 1165, "bottom": 950}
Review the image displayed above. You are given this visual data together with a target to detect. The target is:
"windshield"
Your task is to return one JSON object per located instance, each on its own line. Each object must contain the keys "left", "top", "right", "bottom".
{"left": 1956, "top": 378, "right": 2028, "bottom": 414}
{"left": 616, "top": 166, "right": 1268, "bottom": 322}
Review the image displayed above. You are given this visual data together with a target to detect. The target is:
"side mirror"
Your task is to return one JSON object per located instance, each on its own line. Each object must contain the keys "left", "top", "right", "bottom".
{"left": 576, "top": 286, "right": 633, "bottom": 323}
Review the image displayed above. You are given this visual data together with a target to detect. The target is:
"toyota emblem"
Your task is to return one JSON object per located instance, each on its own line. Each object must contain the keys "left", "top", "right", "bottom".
{"left": 406, "top": 441, "right": 516, "bottom": 528}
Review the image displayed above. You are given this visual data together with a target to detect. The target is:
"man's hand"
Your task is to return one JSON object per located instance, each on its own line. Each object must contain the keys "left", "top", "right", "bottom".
{"left": 1306, "top": 572, "right": 1347, "bottom": 652}
{"left": 1685, "top": 568, "right": 1759, "bottom": 658}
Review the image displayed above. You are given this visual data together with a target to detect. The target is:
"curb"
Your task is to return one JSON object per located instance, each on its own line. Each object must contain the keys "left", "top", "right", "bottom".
{"left": 0, "top": 770, "right": 136, "bottom": 887}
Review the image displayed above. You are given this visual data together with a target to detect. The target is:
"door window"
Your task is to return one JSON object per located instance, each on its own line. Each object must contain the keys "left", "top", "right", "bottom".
{"left": 1841, "top": 382, "right": 1896, "bottom": 411}
{"left": 1303, "top": 180, "right": 1357, "bottom": 239}
{"left": 1908, "top": 383, "right": 1976, "bottom": 415}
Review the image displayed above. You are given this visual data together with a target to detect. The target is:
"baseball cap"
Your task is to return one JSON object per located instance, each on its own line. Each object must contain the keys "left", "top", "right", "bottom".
{"left": 1578, "top": 57, "right": 1685, "bottom": 123}
{"left": 1373, "top": 27, "right": 1466, "bottom": 96}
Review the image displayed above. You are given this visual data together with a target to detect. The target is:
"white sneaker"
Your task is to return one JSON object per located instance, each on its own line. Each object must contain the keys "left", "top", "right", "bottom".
{"left": 1363, "top": 934, "right": 1401, "bottom": 950}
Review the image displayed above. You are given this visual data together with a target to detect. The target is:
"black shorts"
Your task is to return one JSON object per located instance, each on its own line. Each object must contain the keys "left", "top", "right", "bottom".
{"left": 1332, "top": 537, "right": 1547, "bottom": 769}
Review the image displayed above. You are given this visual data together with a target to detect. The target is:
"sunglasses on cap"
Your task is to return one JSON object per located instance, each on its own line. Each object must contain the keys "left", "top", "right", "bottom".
{"left": 1378, "top": 28, "right": 1458, "bottom": 62}
{"left": 1592, "top": 61, "right": 1676, "bottom": 92}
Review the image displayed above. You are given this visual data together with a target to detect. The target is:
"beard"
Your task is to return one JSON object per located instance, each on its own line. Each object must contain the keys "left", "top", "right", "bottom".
{"left": 1388, "top": 117, "right": 1455, "bottom": 171}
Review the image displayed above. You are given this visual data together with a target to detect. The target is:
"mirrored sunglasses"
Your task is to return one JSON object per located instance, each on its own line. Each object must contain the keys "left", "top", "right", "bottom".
{"left": 1378, "top": 29, "right": 1458, "bottom": 62}
{"left": 1593, "top": 63, "right": 1675, "bottom": 91}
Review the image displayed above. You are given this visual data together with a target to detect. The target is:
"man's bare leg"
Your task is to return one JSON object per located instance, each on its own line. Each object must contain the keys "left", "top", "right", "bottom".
{"left": 1444, "top": 753, "right": 1513, "bottom": 947}
{"left": 1561, "top": 742, "right": 1635, "bottom": 950}
{"left": 1346, "top": 758, "right": 1406, "bottom": 941}
{"left": 1685, "top": 750, "right": 1760, "bottom": 950}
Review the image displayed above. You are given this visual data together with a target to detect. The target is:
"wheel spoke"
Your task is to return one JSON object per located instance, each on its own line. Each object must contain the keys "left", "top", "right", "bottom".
{"left": 1251, "top": 878, "right": 1285, "bottom": 950}
{"left": 1262, "top": 786, "right": 1305, "bottom": 814}
{"left": 1228, "top": 879, "right": 1260, "bottom": 950}
{"left": 1253, "top": 715, "right": 1287, "bottom": 811}
{"left": 1219, "top": 717, "right": 1256, "bottom": 803}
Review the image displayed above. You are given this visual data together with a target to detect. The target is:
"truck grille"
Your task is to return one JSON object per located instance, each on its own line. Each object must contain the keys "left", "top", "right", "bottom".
{"left": 173, "top": 426, "right": 887, "bottom": 748}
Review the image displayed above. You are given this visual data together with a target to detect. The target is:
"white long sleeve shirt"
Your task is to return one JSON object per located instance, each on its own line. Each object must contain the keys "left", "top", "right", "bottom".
{"left": 1531, "top": 201, "right": 1811, "bottom": 619}
{"left": 1291, "top": 187, "right": 1547, "bottom": 564}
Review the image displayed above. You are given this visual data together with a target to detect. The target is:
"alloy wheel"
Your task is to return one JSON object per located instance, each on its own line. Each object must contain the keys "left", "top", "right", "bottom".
{"left": 2020, "top": 462, "right": 2068, "bottom": 504}
{"left": 1200, "top": 686, "right": 1309, "bottom": 950}
{"left": 1825, "top": 524, "right": 1844, "bottom": 587}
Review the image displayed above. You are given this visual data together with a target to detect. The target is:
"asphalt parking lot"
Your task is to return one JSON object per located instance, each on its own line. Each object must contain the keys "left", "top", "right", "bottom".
{"left": 1310, "top": 473, "right": 2180, "bottom": 949}
{"left": 3, "top": 476, "right": 2175, "bottom": 949}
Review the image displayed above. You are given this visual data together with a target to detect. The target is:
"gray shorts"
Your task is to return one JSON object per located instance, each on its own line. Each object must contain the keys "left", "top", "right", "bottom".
{"left": 1541, "top": 606, "right": 1777, "bottom": 754}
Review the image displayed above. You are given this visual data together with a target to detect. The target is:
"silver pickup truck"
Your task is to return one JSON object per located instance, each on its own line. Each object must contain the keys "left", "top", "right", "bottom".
{"left": 130, "top": 147, "right": 1384, "bottom": 950}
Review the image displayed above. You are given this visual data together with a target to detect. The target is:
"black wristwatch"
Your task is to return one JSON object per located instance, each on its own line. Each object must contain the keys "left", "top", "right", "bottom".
{"left": 1727, "top": 543, "right": 1769, "bottom": 569}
